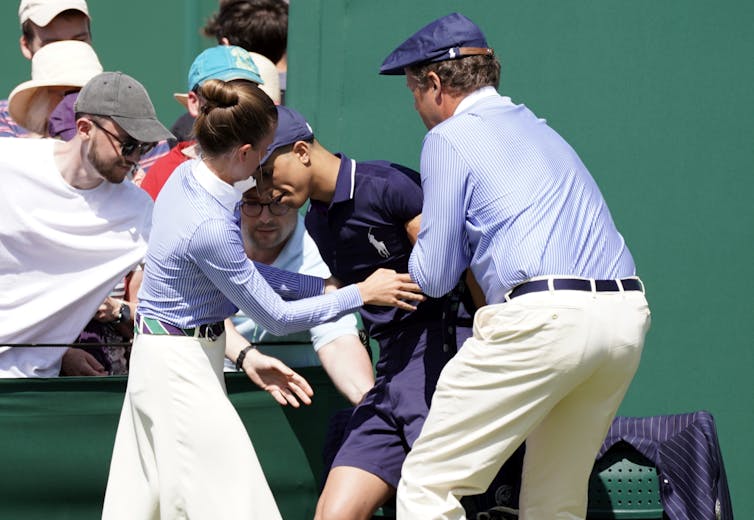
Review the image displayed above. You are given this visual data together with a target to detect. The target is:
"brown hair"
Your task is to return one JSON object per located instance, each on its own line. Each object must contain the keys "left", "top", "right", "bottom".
{"left": 407, "top": 55, "right": 501, "bottom": 96}
{"left": 194, "top": 79, "right": 277, "bottom": 157}
{"left": 202, "top": 0, "right": 288, "bottom": 64}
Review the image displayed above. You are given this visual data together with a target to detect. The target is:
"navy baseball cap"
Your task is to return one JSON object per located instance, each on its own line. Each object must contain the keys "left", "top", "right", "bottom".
{"left": 261, "top": 106, "right": 314, "bottom": 165}
{"left": 379, "top": 13, "right": 494, "bottom": 75}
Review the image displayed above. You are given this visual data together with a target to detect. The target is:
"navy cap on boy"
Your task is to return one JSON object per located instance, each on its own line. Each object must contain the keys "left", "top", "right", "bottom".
{"left": 261, "top": 106, "right": 314, "bottom": 165}
{"left": 379, "top": 13, "right": 493, "bottom": 75}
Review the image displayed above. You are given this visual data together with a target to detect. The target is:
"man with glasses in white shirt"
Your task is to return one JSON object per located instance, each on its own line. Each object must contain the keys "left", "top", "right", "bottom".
{"left": 225, "top": 188, "right": 375, "bottom": 406}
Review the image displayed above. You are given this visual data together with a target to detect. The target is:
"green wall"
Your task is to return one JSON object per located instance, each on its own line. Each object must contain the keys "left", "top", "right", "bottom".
{"left": 1, "top": 0, "right": 751, "bottom": 515}
{"left": 285, "top": 1, "right": 754, "bottom": 516}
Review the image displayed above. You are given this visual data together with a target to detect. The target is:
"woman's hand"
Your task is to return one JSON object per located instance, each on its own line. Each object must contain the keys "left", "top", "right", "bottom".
{"left": 356, "top": 268, "right": 425, "bottom": 311}
{"left": 240, "top": 348, "right": 314, "bottom": 407}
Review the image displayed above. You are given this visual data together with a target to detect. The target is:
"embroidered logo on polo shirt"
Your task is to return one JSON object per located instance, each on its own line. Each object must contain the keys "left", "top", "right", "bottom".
{"left": 368, "top": 227, "right": 390, "bottom": 258}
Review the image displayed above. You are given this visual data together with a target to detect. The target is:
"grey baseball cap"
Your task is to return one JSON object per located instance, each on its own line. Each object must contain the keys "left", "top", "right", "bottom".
{"left": 74, "top": 71, "right": 174, "bottom": 143}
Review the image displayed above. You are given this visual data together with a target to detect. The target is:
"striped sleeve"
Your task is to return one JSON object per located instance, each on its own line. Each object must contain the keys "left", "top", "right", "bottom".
{"left": 254, "top": 261, "right": 324, "bottom": 299}
{"left": 0, "top": 101, "right": 28, "bottom": 138}
{"left": 190, "top": 218, "right": 362, "bottom": 335}
{"left": 408, "top": 132, "right": 471, "bottom": 297}
{"left": 138, "top": 140, "right": 171, "bottom": 173}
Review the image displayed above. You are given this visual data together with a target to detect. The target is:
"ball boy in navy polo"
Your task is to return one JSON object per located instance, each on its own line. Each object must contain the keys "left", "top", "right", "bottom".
{"left": 255, "top": 106, "right": 471, "bottom": 520}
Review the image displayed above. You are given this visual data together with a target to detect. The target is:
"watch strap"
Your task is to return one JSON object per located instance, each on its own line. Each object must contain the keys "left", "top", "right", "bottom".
{"left": 235, "top": 344, "right": 255, "bottom": 372}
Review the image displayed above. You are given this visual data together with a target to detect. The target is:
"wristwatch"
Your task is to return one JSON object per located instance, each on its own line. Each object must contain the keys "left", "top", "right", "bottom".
{"left": 117, "top": 302, "right": 132, "bottom": 324}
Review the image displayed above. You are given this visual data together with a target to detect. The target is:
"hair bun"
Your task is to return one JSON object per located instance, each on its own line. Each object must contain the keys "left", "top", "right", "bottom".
{"left": 198, "top": 79, "right": 241, "bottom": 112}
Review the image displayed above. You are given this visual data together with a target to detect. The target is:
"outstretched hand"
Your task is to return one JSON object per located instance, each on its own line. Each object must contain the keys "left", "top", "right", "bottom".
{"left": 61, "top": 348, "right": 108, "bottom": 376}
{"left": 241, "top": 349, "right": 314, "bottom": 407}
{"left": 357, "top": 268, "right": 425, "bottom": 311}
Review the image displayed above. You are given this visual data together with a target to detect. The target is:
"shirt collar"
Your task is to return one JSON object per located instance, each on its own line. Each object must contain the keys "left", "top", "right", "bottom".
{"left": 273, "top": 214, "right": 306, "bottom": 267}
{"left": 330, "top": 152, "right": 357, "bottom": 206}
{"left": 191, "top": 159, "right": 241, "bottom": 212}
{"left": 453, "top": 86, "right": 504, "bottom": 116}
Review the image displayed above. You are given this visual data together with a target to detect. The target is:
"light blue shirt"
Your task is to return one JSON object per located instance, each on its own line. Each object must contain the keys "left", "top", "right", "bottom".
{"left": 138, "top": 159, "right": 362, "bottom": 334}
{"left": 231, "top": 214, "right": 359, "bottom": 351}
{"left": 409, "top": 88, "right": 635, "bottom": 304}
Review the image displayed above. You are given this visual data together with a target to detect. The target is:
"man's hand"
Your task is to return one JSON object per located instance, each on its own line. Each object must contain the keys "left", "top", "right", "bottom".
{"left": 60, "top": 348, "right": 108, "bottom": 376}
{"left": 94, "top": 297, "right": 121, "bottom": 322}
{"left": 240, "top": 349, "right": 314, "bottom": 407}
{"left": 357, "top": 268, "right": 425, "bottom": 311}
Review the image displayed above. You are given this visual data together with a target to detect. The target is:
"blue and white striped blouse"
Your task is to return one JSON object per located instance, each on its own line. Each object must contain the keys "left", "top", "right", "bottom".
{"left": 138, "top": 159, "right": 362, "bottom": 334}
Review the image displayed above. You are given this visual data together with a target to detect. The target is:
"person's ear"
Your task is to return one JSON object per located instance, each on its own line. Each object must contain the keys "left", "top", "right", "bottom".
{"left": 427, "top": 72, "right": 443, "bottom": 103}
{"left": 238, "top": 143, "right": 254, "bottom": 158}
{"left": 292, "top": 141, "right": 311, "bottom": 164}
{"left": 76, "top": 118, "right": 93, "bottom": 140}
{"left": 19, "top": 35, "right": 33, "bottom": 60}
{"left": 187, "top": 91, "right": 202, "bottom": 117}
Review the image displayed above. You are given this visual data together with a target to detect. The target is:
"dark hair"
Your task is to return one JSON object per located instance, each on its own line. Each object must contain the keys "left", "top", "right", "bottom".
{"left": 21, "top": 9, "right": 92, "bottom": 45}
{"left": 407, "top": 55, "right": 501, "bottom": 96}
{"left": 202, "top": 0, "right": 288, "bottom": 64}
{"left": 194, "top": 79, "right": 277, "bottom": 157}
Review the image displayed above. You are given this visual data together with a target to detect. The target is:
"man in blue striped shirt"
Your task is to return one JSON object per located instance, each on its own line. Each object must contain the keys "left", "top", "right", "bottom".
{"left": 380, "top": 13, "right": 652, "bottom": 519}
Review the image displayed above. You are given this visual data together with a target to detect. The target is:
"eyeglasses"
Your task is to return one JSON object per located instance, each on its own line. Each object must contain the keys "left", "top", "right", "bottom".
{"left": 241, "top": 196, "right": 290, "bottom": 217}
{"left": 90, "top": 119, "right": 156, "bottom": 157}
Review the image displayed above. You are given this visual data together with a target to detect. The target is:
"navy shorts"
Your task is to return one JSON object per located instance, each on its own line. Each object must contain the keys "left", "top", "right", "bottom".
{"left": 328, "top": 321, "right": 471, "bottom": 488}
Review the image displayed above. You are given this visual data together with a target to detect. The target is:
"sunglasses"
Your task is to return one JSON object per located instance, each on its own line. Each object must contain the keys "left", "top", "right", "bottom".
{"left": 241, "top": 196, "right": 290, "bottom": 217}
{"left": 90, "top": 119, "right": 156, "bottom": 157}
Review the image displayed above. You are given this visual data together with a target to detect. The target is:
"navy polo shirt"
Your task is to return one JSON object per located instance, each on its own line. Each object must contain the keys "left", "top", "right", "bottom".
{"left": 305, "top": 153, "right": 446, "bottom": 340}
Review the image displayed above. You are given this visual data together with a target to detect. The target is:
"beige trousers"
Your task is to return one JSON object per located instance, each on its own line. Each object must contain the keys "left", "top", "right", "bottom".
{"left": 397, "top": 288, "right": 651, "bottom": 520}
{"left": 102, "top": 332, "right": 282, "bottom": 520}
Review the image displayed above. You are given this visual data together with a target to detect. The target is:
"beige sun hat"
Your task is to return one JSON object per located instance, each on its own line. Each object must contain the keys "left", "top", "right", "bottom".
{"left": 8, "top": 40, "right": 103, "bottom": 132}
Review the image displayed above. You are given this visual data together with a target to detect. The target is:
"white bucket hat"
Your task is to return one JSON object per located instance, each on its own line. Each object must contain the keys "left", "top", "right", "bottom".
{"left": 8, "top": 40, "right": 103, "bottom": 132}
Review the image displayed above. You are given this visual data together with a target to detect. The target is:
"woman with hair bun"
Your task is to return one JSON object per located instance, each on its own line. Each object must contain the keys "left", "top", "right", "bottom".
{"left": 102, "top": 79, "right": 424, "bottom": 519}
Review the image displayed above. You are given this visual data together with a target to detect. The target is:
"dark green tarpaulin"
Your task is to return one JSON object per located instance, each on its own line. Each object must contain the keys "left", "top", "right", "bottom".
{"left": 0, "top": 369, "right": 349, "bottom": 520}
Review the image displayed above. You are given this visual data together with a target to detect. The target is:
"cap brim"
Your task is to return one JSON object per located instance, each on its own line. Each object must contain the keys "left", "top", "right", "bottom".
{"left": 260, "top": 147, "right": 280, "bottom": 166}
{"left": 260, "top": 137, "right": 309, "bottom": 165}
{"left": 27, "top": 7, "right": 89, "bottom": 27}
{"left": 173, "top": 92, "right": 189, "bottom": 109}
{"left": 112, "top": 115, "right": 175, "bottom": 143}
{"left": 378, "top": 65, "right": 408, "bottom": 75}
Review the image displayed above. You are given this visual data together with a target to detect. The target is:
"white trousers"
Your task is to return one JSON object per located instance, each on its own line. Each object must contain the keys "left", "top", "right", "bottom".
{"left": 102, "top": 333, "right": 282, "bottom": 520}
{"left": 396, "top": 288, "right": 651, "bottom": 520}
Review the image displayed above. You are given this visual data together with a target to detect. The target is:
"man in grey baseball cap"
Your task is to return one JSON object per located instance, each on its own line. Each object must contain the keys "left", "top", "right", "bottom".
{"left": 75, "top": 71, "right": 174, "bottom": 144}
{"left": 0, "top": 71, "right": 171, "bottom": 378}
